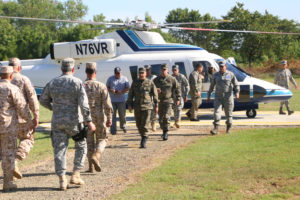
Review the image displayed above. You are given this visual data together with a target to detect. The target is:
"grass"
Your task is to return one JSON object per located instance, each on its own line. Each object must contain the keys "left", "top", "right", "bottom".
{"left": 39, "top": 103, "right": 52, "bottom": 123}
{"left": 111, "top": 128, "right": 300, "bottom": 200}
{"left": 259, "top": 76, "right": 300, "bottom": 111}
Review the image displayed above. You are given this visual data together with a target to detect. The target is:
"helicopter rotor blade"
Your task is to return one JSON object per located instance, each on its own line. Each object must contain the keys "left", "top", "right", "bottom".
{"left": 163, "top": 20, "right": 232, "bottom": 26}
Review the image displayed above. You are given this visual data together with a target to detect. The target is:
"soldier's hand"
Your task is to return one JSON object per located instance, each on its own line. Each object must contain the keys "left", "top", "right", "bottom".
{"left": 197, "top": 92, "right": 201, "bottom": 98}
{"left": 176, "top": 100, "right": 180, "bottom": 106}
{"left": 155, "top": 106, "right": 158, "bottom": 114}
{"left": 33, "top": 117, "right": 39, "bottom": 128}
{"left": 157, "top": 88, "right": 161, "bottom": 93}
{"left": 128, "top": 106, "right": 133, "bottom": 113}
{"left": 236, "top": 93, "right": 240, "bottom": 99}
{"left": 87, "top": 122, "right": 96, "bottom": 132}
{"left": 184, "top": 96, "right": 188, "bottom": 102}
{"left": 106, "top": 120, "right": 112, "bottom": 127}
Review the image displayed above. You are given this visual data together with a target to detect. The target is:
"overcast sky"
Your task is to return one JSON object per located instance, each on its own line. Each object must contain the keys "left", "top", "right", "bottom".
{"left": 79, "top": 0, "right": 300, "bottom": 23}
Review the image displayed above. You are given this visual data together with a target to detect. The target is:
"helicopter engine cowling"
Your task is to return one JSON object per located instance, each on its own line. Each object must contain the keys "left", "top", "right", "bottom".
{"left": 50, "top": 39, "right": 116, "bottom": 60}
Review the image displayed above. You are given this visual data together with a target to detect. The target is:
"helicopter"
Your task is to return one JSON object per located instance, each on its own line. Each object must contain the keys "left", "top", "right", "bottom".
{"left": 0, "top": 16, "right": 298, "bottom": 118}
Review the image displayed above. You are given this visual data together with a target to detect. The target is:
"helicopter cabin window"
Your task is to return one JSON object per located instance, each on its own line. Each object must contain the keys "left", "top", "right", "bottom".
{"left": 129, "top": 66, "right": 138, "bottom": 82}
{"left": 150, "top": 64, "right": 162, "bottom": 76}
{"left": 175, "top": 62, "right": 187, "bottom": 78}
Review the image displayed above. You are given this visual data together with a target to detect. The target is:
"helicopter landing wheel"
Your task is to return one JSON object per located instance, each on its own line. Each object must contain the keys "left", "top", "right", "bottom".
{"left": 246, "top": 109, "right": 257, "bottom": 118}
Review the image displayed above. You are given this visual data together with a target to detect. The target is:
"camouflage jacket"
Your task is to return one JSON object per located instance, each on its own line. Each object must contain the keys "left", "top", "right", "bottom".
{"left": 172, "top": 73, "right": 190, "bottom": 99}
{"left": 189, "top": 70, "right": 202, "bottom": 97}
{"left": 153, "top": 74, "right": 181, "bottom": 103}
{"left": 274, "top": 68, "right": 297, "bottom": 89}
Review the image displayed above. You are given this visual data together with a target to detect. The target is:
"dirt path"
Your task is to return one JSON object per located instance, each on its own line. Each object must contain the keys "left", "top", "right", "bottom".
{"left": 0, "top": 127, "right": 211, "bottom": 200}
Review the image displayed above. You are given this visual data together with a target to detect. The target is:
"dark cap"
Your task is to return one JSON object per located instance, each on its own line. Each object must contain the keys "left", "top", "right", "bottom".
{"left": 114, "top": 67, "right": 121, "bottom": 73}
{"left": 144, "top": 65, "right": 151, "bottom": 70}
{"left": 195, "top": 63, "right": 203, "bottom": 68}
{"left": 172, "top": 65, "right": 179, "bottom": 70}
{"left": 138, "top": 67, "right": 146, "bottom": 73}
{"left": 160, "top": 64, "right": 168, "bottom": 70}
{"left": 218, "top": 60, "right": 226, "bottom": 67}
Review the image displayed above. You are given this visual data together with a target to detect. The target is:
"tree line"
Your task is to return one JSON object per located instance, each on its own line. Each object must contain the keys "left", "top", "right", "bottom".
{"left": 0, "top": 1, "right": 299, "bottom": 67}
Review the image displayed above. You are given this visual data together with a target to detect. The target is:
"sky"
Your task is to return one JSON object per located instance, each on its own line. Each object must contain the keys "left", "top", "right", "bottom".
{"left": 79, "top": 0, "right": 300, "bottom": 23}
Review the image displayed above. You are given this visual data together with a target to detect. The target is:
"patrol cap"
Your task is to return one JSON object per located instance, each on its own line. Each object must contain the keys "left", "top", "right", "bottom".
{"left": 138, "top": 67, "right": 146, "bottom": 73}
{"left": 144, "top": 65, "right": 151, "bottom": 70}
{"left": 61, "top": 58, "right": 75, "bottom": 71}
{"left": 114, "top": 67, "right": 121, "bottom": 73}
{"left": 218, "top": 60, "right": 226, "bottom": 67}
{"left": 172, "top": 65, "right": 179, "bottom": 70}
{"left": 0, "top": 65, "right": 13, "bottom": 74}
{"left": 160, "top": 64, "right": 168, "bottom": 70}
{"left": 195, "top": 63, "right": 203, "bottom": 68}
{"left": 281, "top": 60, "right": 287, "bottom": 65}
{"left": 8, "top": 57, "right": 21, "bottom": 67}
{"left": 86, "top": 62, "right": 97, "bottom": 70}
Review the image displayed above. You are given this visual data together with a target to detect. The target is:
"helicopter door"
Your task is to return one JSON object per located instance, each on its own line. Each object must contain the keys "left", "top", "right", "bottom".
{"left": 192, "top": 60, "right": 213, "bottom": 92}
{"left": 129, "top": 65, "right": 138, "bottom": 82}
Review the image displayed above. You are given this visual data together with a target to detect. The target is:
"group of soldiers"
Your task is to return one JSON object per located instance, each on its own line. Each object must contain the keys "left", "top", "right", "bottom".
{"left": 0, "top": 57, "right": 297, "bottom": 192}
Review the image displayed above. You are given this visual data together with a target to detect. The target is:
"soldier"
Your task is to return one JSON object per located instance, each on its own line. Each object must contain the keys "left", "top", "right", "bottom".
{"left": 127, "top": 67, "right": 158, "bottom": 148}
{"left": 8, "top": 57, "right": 39, "bottom": 179}
{"left": 145, "top": 65, "right": 158, "bottom": 131}
{"left": 205, "top": 65, "right": 215, "bottom": 83}
{"left": 153, "top": 64, "right": 181, "bottom": 140}
{"left": 274, "top": 60, "right": 298, "bottom": 115}
{"left": 84, "top": 62, "right": 113, "bottom": 173}
{"left": 0, "top": 66, "right": 34, "bottom": 191}
{"left": 106, "top": 67, "right": 130, "bottom": 135}
{"left": 208, "top": 60, "right": 240, "bottom": 135}
{"left": 171, "top": 65, "right": 190, "bottom": 128}
{"left": 39, "top": 58, "right": 96, "bottom": 191}
{"left": 187, "top": 64, "right": 204, "bottom": 121}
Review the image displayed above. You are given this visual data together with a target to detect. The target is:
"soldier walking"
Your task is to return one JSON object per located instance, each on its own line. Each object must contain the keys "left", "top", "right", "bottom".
{"left": 187, "top": 64, "right": 204, "bottom": 121}
{"left": 171, "top": 65, "right": 189, "bottom": 128}
{"left": 84, "top": 62, "right": 113, "bottom": 173}
{"left": 8, "top": 57, "right": 39, "bottom": 179}
{"left": 208, "top": 61, "right": 240, "bottom": 135}
{"left": 153, "top": 64, "right": 181, "bottom": 140}
{"left": 274, "top": 60, "right": 298, "bottom": 115}
{"left": 40, "top": 58, "right": 96, "bottom": 191}
{"left": 127, "top": 67, "right": 158, "bottom": 148}
{"left": 0, "top": 66, "right": 34, "bottom": 191}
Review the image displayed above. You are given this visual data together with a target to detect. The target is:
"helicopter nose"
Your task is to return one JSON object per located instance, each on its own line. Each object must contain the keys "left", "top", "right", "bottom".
{"left": 265, "top": 88, "right": 293, "bottom": 101}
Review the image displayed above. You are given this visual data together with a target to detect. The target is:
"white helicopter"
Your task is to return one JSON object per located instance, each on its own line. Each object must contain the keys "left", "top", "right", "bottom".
{"left": 0, "top": 16, "right": 298, "bottom": 118}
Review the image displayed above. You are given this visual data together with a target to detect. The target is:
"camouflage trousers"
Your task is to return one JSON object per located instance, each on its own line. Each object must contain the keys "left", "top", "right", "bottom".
{"left": 134, "top": 108, "right": 151, "bottom": 137}
{"left": 280, "top": 100, "right": 291, "bottom": 111}
{"left": 172, "top": 97, "right": 184, "bottom": 121}
{"left": 16, "top": 123, "right": 34, "bottom": 161}
{"left": 213, "top": 96, "right": 234, "bottom": 126}
{"left": 189, "top": 96, "right": 202, "bottom": 119}
{"left": 150, "top": 103, "right": 157, "bottom": 123}
{"left": 0, "top": 131, "right": 17, "bottom": 178}
{"left": 51, "top": 129, "right": 87, "bottom": 176}
{"left": 87, "top": 113, "right": 108, "bottom": 159}
{"left": 158, "top": 102, "right": 172, "bottom": 132}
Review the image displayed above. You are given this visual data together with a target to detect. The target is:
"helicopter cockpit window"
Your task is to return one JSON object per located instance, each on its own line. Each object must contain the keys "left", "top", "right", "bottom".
{"left": 192, "top": 61, "right": 212, "bottom": 83}
{"left": 150, "top": 64, "right": 162, "bottom": 76}
{"left": 175, "top": 62, "right": 187, "bottom": 78}
{"left": 129, "top": 66, "right": 138, "bottom": 82}
{"left": 214, "top": 59, "right": 247, "bottom": 82}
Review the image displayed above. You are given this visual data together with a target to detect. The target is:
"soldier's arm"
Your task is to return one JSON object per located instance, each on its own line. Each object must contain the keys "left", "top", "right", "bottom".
{"left": 173, "top": 77, "right": 181, "bottom": 100}
{"left": 189, "top": 73, "right": 196, "bottom": 91}
{"left": 101, "top": 86, "right": 113, "bottom": 121}
{"left": 182, "top": 75, "right": 190, "bottom": 98}
{"left": 12, "top": 88, "right": 33, "bottom": 126}
{"left": 289, "top": 70, "right": 298, "bottom": 88}
{"left": 122, "top": 77, "right": 130, "bottom": 93}
{"left": 151, "top": 81, "right": 158, "bottom": 106}
{"left": 77, "top": 83, "right": 92, "bottom": 122}
{"left": 126, "top": 82, "right": 135, "bottom": 107}
{"left": 207, "top": 76, "right": 216, "bottom": 99}
{"left": 232, "top": 74, "right": 240, "bottom": 95}
{"left": 24, "top": 77, "right": 39, "bottom": 120}
{"left": 39, "top": 82, "right": 53, "bottom": 111}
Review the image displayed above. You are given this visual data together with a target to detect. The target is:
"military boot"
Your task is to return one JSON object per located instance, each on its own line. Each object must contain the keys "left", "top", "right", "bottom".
{"left": 91, "top": 151, "right": 101, "bottom": 172}
{"left": 162, "top": 131, "right": 168, "bottom": 141}
{"left": 288, "top": 110, "right": 294, "bottom": 115}
{"left": 210, "top": 125, "right": 219, "bottom": 135}
{"left": 226, "top": 124, "right": 232, "bottom": 134}
{"left": 151, "top": 121, "right": 156, "bottom": 131}
{"left": 174, "top": 120, "right": 180, "bottom": 128}
{"left": 13, "top": 160, "right": 22, "bottom": 179}
{"left": 70, "top": 170, "right": 84, "bottom": 185}
{"left": 279, "top": 107, "right": 286, "bottom": 115}
{"left": 140, "top": 136, "right": 147, "bottom": 148}
{"left": 59, "top": 175, "right": 68, "bottom": 191}
{"left": 3, "top": 175, "right": 17, "bottom": 192}
{"left": 86, "top": 159, "right": 95, "bottom": 173}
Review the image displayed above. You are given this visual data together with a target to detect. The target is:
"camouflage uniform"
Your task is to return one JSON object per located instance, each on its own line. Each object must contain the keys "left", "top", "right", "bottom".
{"left": 188, "top": 70, "right": 202, "bottom": 120}
{"left": 84, "top": 78, "right": 113, "bottom": 160}
{"left": 0, "top": 77, "right": 32, "bottom": 189}
{"left": 127, "top": 75, "right": 158, "bottom": 138}
{"left": 153, "top": 71, "right": 181, "bottom": 134}
{"left": 11, "top": 71, "right": 39, "bottom": 160}
{"left": 40, "top": 74, "right": 92, "bottom": 176}
{"left": 208, "top": 70, "right": 239, "bottom": 128}
{"left": 172, "top": 72, "right": 189, "bottom": 122}
{"left": 146, "top": 74, "right": 157, "bottom": 127}
{"left": 274, "top": 68, "right": 297, "bottom": 113}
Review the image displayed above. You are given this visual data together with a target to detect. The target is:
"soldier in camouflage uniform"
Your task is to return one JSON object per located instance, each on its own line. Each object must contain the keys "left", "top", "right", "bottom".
{"left": 39, "top": 58, "right": 96, "bottom": 191}
{"left": 8, "top": 57, "right": 39, "bottom": 180}
{"left": 84, "top": 62, "right": 113, "bottom": 173}
{"left": 145, "top": 65, "right": 158, "bottom": 131}
{"left": 0, "top": 65, "right": 34, "bottom": 192}
{"left": 187, "top": 64, "right": 204, "bottom": 121}
{"left": 208, "top": 60, "right": 240, "bottom": 135}
{"left": 274, "top": 60, "right": 298, "bottom": 115}
{"left": 171, "top": 65, "right": 189, "bottom": 128}
{"left": 127, "top": 67, "right": 158, "bottom": 148}
{"left": 153, "top": 64, "right": 181, "bottom": 141}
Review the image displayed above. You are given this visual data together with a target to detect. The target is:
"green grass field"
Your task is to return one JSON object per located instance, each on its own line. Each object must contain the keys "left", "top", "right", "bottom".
{"left": 111, "top": 128, "right": 300, "bottom": 200}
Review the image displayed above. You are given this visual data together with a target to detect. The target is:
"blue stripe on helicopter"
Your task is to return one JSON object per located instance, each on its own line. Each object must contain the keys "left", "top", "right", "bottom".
{"left": 117, "top": 30, "right": 203, "bottom": 51}
{"left": 265, "top": 89, "right": 292, "bottom": 96}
